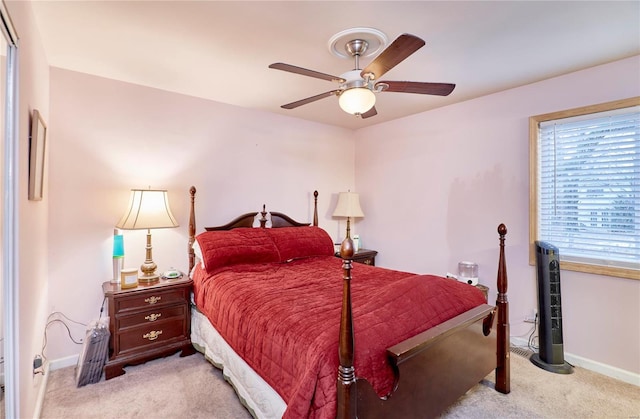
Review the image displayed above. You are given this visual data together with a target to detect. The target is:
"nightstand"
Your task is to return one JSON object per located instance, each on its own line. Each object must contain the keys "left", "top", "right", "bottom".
{"left": 336, "top": 248, "right": 378, "bottom": 266}
{"left": 102, "top": 276, "right": 195, "bottom": 380}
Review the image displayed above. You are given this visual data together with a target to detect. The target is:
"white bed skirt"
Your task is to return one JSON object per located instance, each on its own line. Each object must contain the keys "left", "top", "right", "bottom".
{"left": 191, "top": 306, "right": 286, "bottom": 419}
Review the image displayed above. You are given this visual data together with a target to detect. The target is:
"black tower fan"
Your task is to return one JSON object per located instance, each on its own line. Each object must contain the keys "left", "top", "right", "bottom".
{"left": 530, "top": 241, "right": 573, "bottom": 374}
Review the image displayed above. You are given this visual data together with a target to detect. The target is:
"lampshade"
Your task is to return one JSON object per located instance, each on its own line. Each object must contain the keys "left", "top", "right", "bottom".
{"left": 115, "top": 188, "right": 178, "bottom": 284}
{"left": 338, "top": 87, "right": 376, "bottom": 115}
{"left": 116, "top": 189, "right": 178, "bottom": 230}
{"left": 333, "top": 192, "right": 365, "bottom": 218}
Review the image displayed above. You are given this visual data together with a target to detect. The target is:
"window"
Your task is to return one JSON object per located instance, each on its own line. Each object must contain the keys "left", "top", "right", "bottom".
{"left": 529, "top": 97, "right": 640, "bottom": 280}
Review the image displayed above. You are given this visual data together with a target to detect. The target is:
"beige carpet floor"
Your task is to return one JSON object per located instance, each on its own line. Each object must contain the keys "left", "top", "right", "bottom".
{"left": 41, "top": 349, "right": 640, "bottom": 418}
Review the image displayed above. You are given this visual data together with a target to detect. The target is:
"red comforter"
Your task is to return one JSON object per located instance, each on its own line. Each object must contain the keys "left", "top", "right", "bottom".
{"left": 192, "top": 256, "right": 485, "bottom": 418}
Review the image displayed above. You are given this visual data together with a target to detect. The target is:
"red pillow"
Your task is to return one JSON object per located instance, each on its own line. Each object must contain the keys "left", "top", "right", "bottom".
{"left": 267, "top": 227, "right": 334, "bottom": 262}
{"left": 196, "top": 228, "right": 280, "bottom": 274}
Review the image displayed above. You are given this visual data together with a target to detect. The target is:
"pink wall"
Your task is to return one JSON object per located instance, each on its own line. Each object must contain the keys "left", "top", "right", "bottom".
{"left": 354, "top": 56, "right": 640, "bottom": 375}
{"left": 6, "top": 1, "right": 51, "bottom": 417}
{"left": 46, "top": 68, "right": 356, "bottom": 360}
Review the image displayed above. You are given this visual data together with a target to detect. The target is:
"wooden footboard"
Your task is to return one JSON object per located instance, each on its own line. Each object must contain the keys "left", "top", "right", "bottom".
{"left": 357, "top": 304, "right": 496, "bottom": 418}
{"left": 337, "top": 224, "right": 510, "bottom": 419}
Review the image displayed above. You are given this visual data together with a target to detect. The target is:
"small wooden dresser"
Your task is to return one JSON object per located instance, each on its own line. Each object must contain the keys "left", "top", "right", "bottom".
{"left": 336, "top": 248, "right": 378, "bottom": 266}
{"left": 102, "top": 276, "right": 195, "bottom": 379}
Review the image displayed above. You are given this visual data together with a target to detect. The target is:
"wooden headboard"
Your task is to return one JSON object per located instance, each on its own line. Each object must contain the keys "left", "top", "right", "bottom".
{"left": 204, "top": 206, "right": 312, "bottom": 231}
{"left": 188, "top": 187, "right": 319, "bottom": 272}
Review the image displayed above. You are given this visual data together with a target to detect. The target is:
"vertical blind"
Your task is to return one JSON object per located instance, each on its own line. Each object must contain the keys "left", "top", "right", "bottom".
{"left": 537, "top": 106, "right": 640, "bottom": 269}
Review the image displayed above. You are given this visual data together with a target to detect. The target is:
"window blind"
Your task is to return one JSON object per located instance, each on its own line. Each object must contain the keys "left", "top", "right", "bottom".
{"left": 537, "top": 106, "right": 640, "bottom": 270}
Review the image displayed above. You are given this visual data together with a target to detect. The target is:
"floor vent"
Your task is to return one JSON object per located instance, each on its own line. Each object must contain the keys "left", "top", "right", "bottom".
{"left": 510, "top": 345, "right": 534, "bottom": 359}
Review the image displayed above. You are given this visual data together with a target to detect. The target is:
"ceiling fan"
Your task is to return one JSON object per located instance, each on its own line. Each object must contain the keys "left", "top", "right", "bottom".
{"left": 269, "top": 32, "right": 455, "bottom": 119}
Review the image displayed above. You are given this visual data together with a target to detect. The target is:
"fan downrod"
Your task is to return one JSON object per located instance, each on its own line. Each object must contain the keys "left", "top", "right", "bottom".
{"left": 345, "top": 39, "right": 368, "bottom": 70}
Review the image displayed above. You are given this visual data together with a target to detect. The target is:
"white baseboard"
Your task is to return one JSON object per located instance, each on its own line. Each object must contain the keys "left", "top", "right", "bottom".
{"left": 510, "top": 337, "right": 640, "bottom": 386}
{"left": 49, "top": 354, "right": 79, "bottom": 371}
{"left": 33, "top": 361, "right": 50, "bottom": 419}
{"left": 33, "top": 355, "right": 78, "bottom": 419}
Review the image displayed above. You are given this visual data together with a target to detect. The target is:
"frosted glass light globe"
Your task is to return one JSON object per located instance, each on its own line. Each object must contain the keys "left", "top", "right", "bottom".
{"left": 339, "top": 87, "right": 376, "bottom": 115}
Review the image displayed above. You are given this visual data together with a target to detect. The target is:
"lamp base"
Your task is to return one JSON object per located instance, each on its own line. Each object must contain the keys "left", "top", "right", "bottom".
{"left": 140, "top": 249, "right": 159, "bottom": 284}
{"left": 111, "top": 257, "right": 124, "bottom": 284}
{"left": 138, "top": 273, "right": 160, "bottom": 284}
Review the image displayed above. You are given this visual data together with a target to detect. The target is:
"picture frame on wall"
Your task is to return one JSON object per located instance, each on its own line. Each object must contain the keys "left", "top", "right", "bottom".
{"left": 28, "top": 109, "right": 47, "bottom": 201}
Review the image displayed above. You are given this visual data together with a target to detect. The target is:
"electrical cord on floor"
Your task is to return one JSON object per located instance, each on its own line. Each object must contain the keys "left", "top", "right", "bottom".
{"left": 98, "top": 296, "right": 107, "bottom": 320}
{"left": 528, "top": 313, "right": 539, "bottom": 352}
{"left": 41, "top": 312, "right": 88, "bottom": 362}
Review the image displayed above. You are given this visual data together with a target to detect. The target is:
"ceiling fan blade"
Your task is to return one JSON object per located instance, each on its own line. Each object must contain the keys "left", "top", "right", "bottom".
{"left": 379, "top": 81, "right": 456, "bottom": 96}
{"left": 269, "top": 63, "right": 345, "bottom": 83}
{"left": 361, "top": 106, "right": 377, "bottom": 119}
{"left": 281, "top": 90, "right": 340, "bottom": 109}
{"left": 360, "top": 34, "right": 425, "bottom": 80}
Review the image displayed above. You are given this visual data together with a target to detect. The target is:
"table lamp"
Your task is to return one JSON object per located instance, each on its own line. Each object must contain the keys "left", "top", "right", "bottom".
{"left": 333, "top": 191, "right": 365, "bottom": 240}
{"left": 116, "top": 188, "right": 178, "bottom": 283}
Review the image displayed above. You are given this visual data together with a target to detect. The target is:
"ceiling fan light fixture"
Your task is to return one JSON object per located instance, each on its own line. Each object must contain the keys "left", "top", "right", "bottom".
{"left": 271, "top": 33, "right": 454, "bottom": 119}
{"left": 339, "top": 87, "right": 376, "bottom": 115}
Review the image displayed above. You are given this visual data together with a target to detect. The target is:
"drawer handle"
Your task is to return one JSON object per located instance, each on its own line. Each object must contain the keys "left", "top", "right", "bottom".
{"left": 145, "top": 313, "right": 161, "bottom": 322}
{"left": 143, "top": 330, "right": 163, "bottom": 341}
{"left": 363, "top": 259, "right": 372, "bottom": 265}
{"left": 144, "top": 296, "right": 162, "bottom": 305}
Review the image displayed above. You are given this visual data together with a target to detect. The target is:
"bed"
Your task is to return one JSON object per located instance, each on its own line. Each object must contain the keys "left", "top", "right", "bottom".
{"left": 187, "top": 186, "right": 510, "bottom": 419}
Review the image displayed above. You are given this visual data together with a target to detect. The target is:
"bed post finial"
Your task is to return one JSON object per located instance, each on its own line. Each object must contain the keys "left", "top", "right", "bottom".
{"left": 495, "top": 223, "right": 510, "bottom": 394}
{"left": 188, "top": 186, "right": 197, "bottom": 273}
{"left": 313, "top": 190, "right": 319, "bottom": 227}
{"left": 260, "top": 204, "right": 268, "bottom": 228}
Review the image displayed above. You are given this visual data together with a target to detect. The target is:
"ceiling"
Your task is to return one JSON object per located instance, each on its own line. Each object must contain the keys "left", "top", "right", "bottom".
{"left": 30, "top": 1, "right": 640, "bottom": 130}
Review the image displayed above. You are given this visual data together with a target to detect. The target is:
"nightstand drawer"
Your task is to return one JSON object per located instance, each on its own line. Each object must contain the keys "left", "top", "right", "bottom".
{"left": 115, "top": 287, "right": 188, "bottom": 313}
{"left": 354, "top": 255, "right": 375, "bottom": 265}
{"left": 116, "top": 317, "right": 187, "bottom": 355}
{"left": 117, "top": 305, "right": 186, "bottom": 330}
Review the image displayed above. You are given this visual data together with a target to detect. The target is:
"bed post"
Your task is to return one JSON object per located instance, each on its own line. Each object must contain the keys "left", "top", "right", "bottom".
{"left": 313, "top": 190, "right": 318, "bottom": 227}
{"left": 495, "top": 223, "right": 511, "bottom": 394}
{"left": 337, "top": 237, "right": 356, "bottom": 419}
{"left": 188, "top": 186, "right": 197, "bottom": 273}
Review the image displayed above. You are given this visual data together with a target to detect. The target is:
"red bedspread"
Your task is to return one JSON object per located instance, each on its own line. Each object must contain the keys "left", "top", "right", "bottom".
{"left": 193, "top": 256, "right": 485, "bottom": 418}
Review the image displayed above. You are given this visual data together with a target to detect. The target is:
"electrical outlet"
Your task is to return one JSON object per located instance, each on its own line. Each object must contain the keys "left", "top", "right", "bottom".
{"left": 33, "top": 355, "right": 43, "bottom": 375}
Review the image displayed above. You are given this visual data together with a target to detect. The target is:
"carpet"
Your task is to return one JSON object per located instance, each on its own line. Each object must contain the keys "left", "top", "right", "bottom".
{"left": 40, "top": 349, "right": 639, "bottom": 418}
